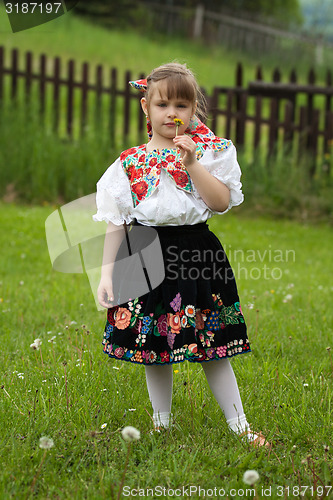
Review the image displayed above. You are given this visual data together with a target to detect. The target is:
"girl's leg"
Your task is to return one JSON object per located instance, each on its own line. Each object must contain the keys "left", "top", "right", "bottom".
{"left": 145, "top": 364, "right": 173, "bottom": 428}
{"left": 201, "top": 359, "right": 257, "bottom": 440}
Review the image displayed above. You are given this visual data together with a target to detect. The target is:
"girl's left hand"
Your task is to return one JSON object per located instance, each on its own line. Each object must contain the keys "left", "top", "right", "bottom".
{"left": 173, "top": 135, "right": 197, "bottom": 169}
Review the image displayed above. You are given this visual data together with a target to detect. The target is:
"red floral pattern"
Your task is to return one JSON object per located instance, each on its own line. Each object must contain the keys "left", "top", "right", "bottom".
{"left": 120, "top": 117, "right": 231, "bottom": 207}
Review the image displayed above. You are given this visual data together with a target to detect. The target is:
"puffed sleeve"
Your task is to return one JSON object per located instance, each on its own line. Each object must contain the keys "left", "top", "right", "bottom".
{"left": 194, "top": 142, "right": 244, "bottom": 214}
{"left": 92, "top": 157, "right": 134, "bottom": 225}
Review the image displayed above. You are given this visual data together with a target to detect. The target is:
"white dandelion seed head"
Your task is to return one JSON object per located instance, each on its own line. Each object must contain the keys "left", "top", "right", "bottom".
{"left": 243, "top": 470, "right": 260, "bottom": 485}
{"left": 121, "top": 426, "right": 141, "bottom": 442}
{"left": 30, "top": 338, "right": 42, "bottom": 350}
{"left": 39, "top": 436, "right": 54, "bottom": 449}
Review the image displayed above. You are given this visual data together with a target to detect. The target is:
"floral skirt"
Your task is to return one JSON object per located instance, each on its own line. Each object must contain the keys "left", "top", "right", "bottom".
{"left": 102, "top": 220, "right": 251, "bottom": 365}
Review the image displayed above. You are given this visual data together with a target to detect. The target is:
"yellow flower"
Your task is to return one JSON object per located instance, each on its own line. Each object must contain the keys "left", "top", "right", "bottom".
{"left": 174, "top": 118, "right": 184, "bottom": 136}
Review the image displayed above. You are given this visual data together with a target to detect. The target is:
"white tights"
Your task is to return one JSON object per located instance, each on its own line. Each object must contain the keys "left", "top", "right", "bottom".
{"left": 145, "top": 359, "right": 254, "bottom": 438}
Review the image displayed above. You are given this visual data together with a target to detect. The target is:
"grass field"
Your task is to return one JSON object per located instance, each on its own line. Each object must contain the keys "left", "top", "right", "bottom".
{"left": 0, "top": 203, "right": 332, "bottom": 499}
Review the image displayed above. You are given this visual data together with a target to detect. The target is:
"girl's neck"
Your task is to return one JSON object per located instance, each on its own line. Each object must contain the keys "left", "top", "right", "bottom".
{"left": 146, "top": 137, "right": 176, "bottom": 152}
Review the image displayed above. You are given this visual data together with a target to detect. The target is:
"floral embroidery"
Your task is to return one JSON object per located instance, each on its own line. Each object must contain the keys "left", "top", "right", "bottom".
{"left": 115, "top": 308, "right": 131, "bottom": 329}
{"left": 120, "top": 116, "right": 231, "bottom": 208}
{"left": 170, "top": 292, "right": 182, "bottom": 312}
{"left": 102, "top": 292, "right": 249, "bottom": 365}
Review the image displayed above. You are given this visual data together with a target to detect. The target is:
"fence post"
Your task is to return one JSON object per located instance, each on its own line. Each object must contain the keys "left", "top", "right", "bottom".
{"left": 66, "top": 59, "right": 75, "bottom": 139}
{"left": 109, "top": 67, "right": 117, "bottom": 147}
{"left": 53, "top": 57, "right": 61, "bottom": 136}
{"left": 80, "top": 62, "right": 89, "bottom": 138}
{"left": 324, "top": 69, "right": 332, "bottom": 157}
{"left": 11, "top": 48, "right": 19, "bottom": 101}
{"left": 253, "top": 65, "right": 262, "bottom": 150}
{"left": 193, "top": 4, "right": 204, "bottom": 39}
{"left": 268, "top": 67, "right": 281, "bottom": 158}
{"left": 39, "top": 53, "right": 47, "bottom": 131}
{"left": 95, "top": 64, "right": 103, "bottom": 134}
{"left": 123, "top": 70, "right": 132, "bottom": 146}
{"left": 235, "top": 63, "right": 244, "bottom": 146}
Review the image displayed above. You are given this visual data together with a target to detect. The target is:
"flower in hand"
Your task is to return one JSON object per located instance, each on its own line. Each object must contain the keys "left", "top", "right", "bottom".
{"left": 174, "top": 118, "right": 184, "bottom": 136}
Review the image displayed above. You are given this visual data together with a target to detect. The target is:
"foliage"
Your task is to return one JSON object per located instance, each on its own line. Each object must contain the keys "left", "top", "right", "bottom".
{"left": 77, "top": 0, "right": 304, "bottom": 29}
{"left": 72, "top": 0, "right": 137, "bottom": 28}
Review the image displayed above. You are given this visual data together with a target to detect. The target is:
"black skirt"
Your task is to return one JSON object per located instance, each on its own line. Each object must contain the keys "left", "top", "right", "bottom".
{"left": 102, "top": 220, "right": 251, "bottom": 365}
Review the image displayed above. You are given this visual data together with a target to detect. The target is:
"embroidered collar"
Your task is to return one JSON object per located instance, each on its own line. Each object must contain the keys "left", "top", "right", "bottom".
{"left": 121, "top": 116, "right": 231, "bottom": 207}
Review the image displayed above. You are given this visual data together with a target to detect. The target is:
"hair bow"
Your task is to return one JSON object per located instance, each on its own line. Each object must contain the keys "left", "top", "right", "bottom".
{"left": 129, "top": 79, "right": 147, "bottom": 92}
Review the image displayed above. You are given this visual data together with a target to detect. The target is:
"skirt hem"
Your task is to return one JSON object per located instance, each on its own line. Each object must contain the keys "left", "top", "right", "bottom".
{"left": 102, "top": 345, "right": 252, "bottom": 366}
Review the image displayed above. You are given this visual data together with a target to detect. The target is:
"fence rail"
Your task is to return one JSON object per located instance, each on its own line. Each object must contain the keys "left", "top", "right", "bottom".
{"left": 0, "top": 46, "right": 333, "bottom": 175}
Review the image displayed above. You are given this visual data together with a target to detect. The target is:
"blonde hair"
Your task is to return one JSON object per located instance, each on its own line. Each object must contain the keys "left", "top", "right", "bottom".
{"left": 145, "top": 62, "right": 207, "bottom": 120}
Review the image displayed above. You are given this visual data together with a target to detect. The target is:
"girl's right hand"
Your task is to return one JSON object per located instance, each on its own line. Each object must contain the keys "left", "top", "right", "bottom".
{"left": 97, "top": 277, "right": 114, "bottom": 309}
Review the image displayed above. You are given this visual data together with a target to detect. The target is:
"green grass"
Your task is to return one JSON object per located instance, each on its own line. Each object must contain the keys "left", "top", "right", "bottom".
{"left": 0, "top": 203, "right": 332, "bottom": 499}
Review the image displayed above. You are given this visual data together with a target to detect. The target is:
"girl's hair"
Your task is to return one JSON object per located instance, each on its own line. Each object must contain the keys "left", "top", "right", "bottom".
{"left": 145, "top": 62, "right": 207, "bottom": 120}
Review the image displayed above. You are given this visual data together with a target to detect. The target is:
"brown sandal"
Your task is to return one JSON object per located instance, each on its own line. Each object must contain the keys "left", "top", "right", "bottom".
{"left": 240, "top": 430, "right": 271, "bottom": 448}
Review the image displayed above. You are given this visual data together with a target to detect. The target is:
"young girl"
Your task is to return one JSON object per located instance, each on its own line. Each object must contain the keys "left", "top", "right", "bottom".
{"left": 93, "top": 62, "right": 269, "bottom": 447}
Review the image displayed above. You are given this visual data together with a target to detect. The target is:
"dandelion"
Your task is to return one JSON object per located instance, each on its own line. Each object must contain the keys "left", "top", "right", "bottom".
{"left": 283, "top": 294, "right": 293, "bottom": 303}
{"left": 174, "top": 118, "right": 184, "bottom": 136}
{"left": 29, "top": 436, "right": 54, "bottom": 495}
{"left": 174, "top": 369, "right": 179, "bottom": 374}
{"left": 101, "top": 423, "right": 107, "bottom": 429}
{"left": 121, "top": 426, "right": 140, "bottom": 442}
{"left": 247, "top": 303, "right": 254, "bottom": 309}
{"left": 243, "top": 469, "right": 260, "bottom": 485}
{"left": 19, "top": 281, "right": 24, "bottom": 286}
{"left": 30, "top": 338, "right": 42, "bottom": 350}
{"left": 117, "top": 427, "right": 141, "bottom": 500}
{"left": 39, "top": 436, "right": 54, "bottom": 450}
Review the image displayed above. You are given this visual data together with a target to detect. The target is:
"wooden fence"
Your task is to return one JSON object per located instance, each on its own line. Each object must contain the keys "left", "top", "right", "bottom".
{"left": 0, "top": 45, "right": 333, "bottom": 175}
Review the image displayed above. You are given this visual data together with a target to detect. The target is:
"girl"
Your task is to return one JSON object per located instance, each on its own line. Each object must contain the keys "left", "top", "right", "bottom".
{"left": 93, "top": 62, "right": 269, "bottom": 448}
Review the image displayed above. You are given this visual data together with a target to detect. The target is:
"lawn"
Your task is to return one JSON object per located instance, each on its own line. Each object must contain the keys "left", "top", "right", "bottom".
{"left": 0, "top": 203, "right": 332, "bottom": 499}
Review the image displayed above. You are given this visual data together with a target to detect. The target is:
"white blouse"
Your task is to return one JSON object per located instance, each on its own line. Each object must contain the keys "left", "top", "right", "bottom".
{"left": 93, "top": 143, "right": 244, "bottom": 226}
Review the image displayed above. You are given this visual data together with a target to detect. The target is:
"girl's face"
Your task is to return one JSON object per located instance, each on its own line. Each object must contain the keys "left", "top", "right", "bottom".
{"left": 141, "top": 80, "right": 196, "bottom": 146}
